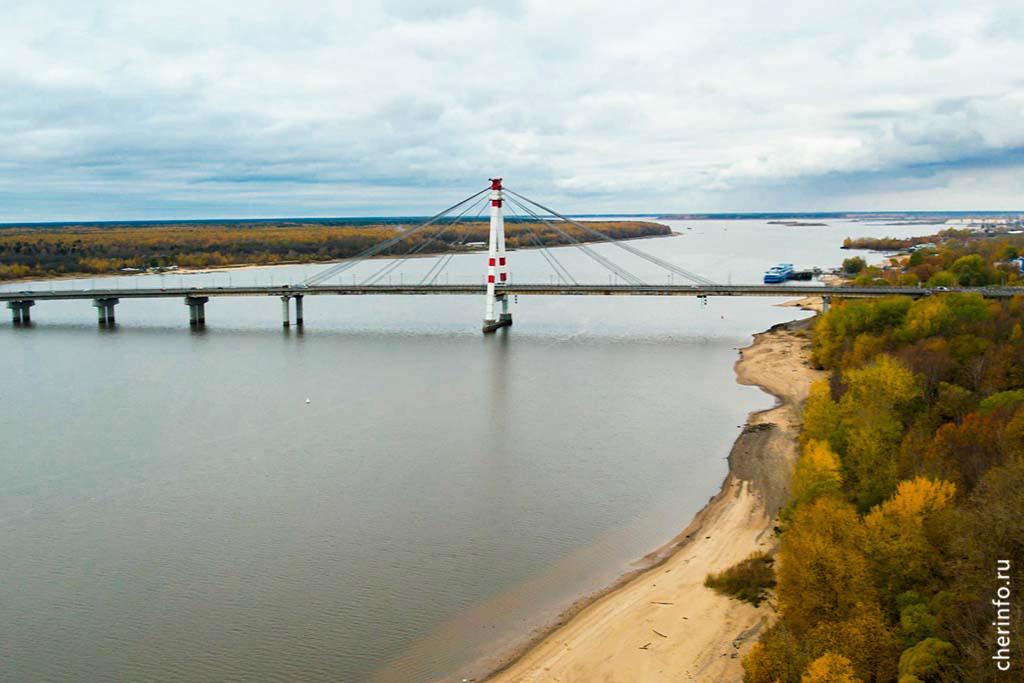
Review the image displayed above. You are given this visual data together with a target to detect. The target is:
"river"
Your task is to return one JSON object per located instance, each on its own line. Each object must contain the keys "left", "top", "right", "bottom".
{"left": 0, "top": 217, "right": 933, "bottom": 682}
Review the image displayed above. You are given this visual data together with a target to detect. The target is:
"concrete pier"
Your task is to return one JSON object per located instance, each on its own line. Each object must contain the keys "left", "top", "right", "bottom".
{"left": 483, "top": 295, "right": 513, "bottom": 332}
{"left": 294, "top": 295, "right": 303, "bottom": 326}
{"left": 483, "top": 318, "right": 513, "bottom": 333}
{"left": 7, "top": 300, "right": 34, "bottom": 325}
{"left": 499, "top": 295, "right": 512, "bottom": 327}
{"left": 92, "top": 298, "right": 119, "bottom": 325}
{"left": 281, "top": 296, "right": 291, "bottom": 327}
{"left": 185, "top": 296, "right": 208, "bottom": 327}
{"left": 822, "top": 295, "right": 831, "bottom": 313}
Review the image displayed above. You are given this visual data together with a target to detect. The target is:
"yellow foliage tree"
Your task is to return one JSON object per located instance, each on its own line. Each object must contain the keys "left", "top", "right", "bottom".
{"left": 870, "top": 477, "right": 955, "bottom": 519}
{"left": 809, "top": 604, "right": 900, "bottom": 682}
{"left": 846, "top": 333, "right": 886, "bottom": 370}
{"left": 743, "top": 623, "right": 810, "bottom": 683}
{"left": 801, "top": 652, "right": 863, "bottom": 683}
{"left": 802, "top": 380, "right": 845, "bottom": 452}
{"left": 840, "top": 355, "right": 923, "bottom": 509}
{"left": 790, "top": 440, "right": 843, "bottom": 508}
{"left": 777, "top": 498, "right": 876, "bottom": 633}
{"left": 864, "top": 478, "right": 956, "bottom": 601}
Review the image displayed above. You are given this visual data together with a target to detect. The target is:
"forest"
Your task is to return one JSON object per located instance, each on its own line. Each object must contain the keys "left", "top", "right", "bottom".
{"left": 741, "top": 292, "right": 1024, "bottom": 682}
{"left": 0, "top": 219, "right": 670, "bottom": 280}
{"left": 841, "top": 229, "right": 1024, "bottom": 288}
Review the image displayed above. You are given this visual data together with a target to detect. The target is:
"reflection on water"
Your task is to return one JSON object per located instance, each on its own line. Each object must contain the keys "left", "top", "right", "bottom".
{"left": 0, "top": 219, "right": 938, "bottom": 682}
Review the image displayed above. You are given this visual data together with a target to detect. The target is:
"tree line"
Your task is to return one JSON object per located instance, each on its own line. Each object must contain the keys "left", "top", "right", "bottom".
{"left": 0, "top": 219, "right": 670, "bottom": 280}
{"left": 841, "top": 229, "right": 1024, "bottom": 288}
{"left": 741, "top": 293, "right": 1023, "bottom": 682}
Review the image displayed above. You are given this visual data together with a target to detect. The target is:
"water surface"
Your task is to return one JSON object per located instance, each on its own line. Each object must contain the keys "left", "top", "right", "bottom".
{"left": 0, "top": 218, "right": 934, "bottom": 681}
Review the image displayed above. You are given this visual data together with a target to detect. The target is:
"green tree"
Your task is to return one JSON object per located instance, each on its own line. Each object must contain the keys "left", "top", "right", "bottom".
{"left": 839, "top": 355, "right": 923, "bottom": 508}
{"left": 842, "top": 256, "right": 867, "bottom": 274}
{"left": 802, "top": 381, "right": 845, "bottom": 451}
{"left": 925, "top": 271, "right": 956, "bottom": 288}
{"left": 897, "top": 638, "right": 956, "bottom": 683}
{"left": 948, "top": 255, "right": 991, "bottom": 287}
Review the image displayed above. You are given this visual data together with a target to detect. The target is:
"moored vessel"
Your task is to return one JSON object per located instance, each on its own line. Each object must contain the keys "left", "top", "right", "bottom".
{"left": 763, "top": 263, "right": 794, "bottom": 283}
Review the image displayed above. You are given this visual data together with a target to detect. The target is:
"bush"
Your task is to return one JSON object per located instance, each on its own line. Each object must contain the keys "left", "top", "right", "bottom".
{"left": 704, "top": 551, "right": 776, "bottom": 606}
{"left": 842, "top": 256, "right": 867, "bottom": 274}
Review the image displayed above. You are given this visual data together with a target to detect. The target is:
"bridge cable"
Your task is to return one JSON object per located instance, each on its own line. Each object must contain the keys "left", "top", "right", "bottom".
{"left": 504, "top": 195, "right": 645, "bottom": 285}
{"left": 420, "top": 198, "right": 490, "bottom": 285}
{"left": 505, "top": 188, "right": 716, "bottom": 286}
{"left": 417, "top": 200, "right": 485, "bottom": 285}
{"left": 503, "top": 197, "right": 579, "bottom": 285}
{"left": 362, "top": 194, "right": 489, "bottom": 285}
{"left": 507, "top": 197, "right": 643, "bottom": 285}
{"left": 301, "top": 187, "right": 490, "bottom": 287}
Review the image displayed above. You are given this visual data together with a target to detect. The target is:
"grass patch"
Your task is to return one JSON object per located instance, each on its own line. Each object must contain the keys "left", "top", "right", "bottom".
{"left": 704, "top": 551, "right": 776, "bottom": 606}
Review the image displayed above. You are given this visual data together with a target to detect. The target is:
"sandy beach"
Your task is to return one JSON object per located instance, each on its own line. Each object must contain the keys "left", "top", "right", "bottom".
{"left": 483, "top": 308, "right": 825, "bottom": 683}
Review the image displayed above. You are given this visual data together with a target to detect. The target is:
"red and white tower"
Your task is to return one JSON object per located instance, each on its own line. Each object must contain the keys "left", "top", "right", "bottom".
{"left": 483, "top": 177, "right": 512, "bottom": 332}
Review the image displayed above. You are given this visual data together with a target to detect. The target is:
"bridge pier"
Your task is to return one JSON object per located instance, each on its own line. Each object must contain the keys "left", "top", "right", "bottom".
{"left": 499, "top": 295, "right": 512, "bottom": 327}
{"left": 294, "top": 295, "right": 303, "bottom": 326}
{"left": 822, "top": 295, "right": 831, "bottom": 313}
{"left": 7, "top": 300, "right": 34, "bottom": 325}
{"left": 92, "top": 297, "right": 118, "bottom": 325}
{"left": 185, "top": 296, "right": 208, "bottom": 327}
{"left": 281, "top": 295, "right": 291, "bottom": 327}
{"left": 484, "top": 294, "right": 513, "bottom": 333}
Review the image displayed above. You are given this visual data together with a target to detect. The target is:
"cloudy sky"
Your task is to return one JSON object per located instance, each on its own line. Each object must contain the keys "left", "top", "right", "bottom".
{"left": 3, "top": 1, "right": 1024, "bottom": 221}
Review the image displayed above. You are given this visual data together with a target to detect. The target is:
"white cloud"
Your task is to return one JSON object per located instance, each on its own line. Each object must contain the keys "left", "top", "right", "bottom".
{"left": 1, "top": 0, "right": 1024, "bottom": 220}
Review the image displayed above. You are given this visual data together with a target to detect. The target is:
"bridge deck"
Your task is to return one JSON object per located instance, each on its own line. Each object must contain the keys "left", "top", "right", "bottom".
{"left": 1, "top": 283, "right": 1021, "bottom": 301}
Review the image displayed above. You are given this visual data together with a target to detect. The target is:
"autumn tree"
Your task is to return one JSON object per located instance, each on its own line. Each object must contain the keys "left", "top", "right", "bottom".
{"left": 839, "top": 355, "right": 922, "bottom": 509}
{"left": 864, "top": 478, "right": 956, "bottom": 608}
{"left": 777, "top": 498, "right": 876, "bottom": 632}
{"left": 945, "top": 461, "right": 1024, "bottom": 681}
{"left": 897, "top": 637, "right": 957, "bottom": 683}
{"left": 801, "top": 653, "right": 863, "bottom": 683}
{"left": 784, "top": 440, "right": 844, "bottom": 520}
{"left": 808, "top": 605, "right": 900, "bottom": 682}
{"left": 801, "top": 381, "right": 845, "bottom": 452}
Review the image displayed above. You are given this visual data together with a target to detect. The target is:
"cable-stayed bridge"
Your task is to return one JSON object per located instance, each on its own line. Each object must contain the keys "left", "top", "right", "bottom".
{"left": 3, "top": 179, "right": 1019, "bottom": 330}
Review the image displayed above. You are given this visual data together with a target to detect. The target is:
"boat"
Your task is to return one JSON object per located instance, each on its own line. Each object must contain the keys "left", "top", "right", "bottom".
{"left": 763, "top": 263, "right": 795, "bottom": 283}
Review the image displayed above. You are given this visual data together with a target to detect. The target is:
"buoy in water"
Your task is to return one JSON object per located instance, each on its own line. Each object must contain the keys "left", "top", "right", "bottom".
{"left": 305, "top": 398, "right": 311, "bottom": 404}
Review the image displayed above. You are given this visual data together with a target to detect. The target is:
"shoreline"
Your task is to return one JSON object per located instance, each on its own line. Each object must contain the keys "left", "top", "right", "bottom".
{"left": 473, "top": 305, "right": 824, "bottom": 682}
{"left": 0, "top": 231, "right": 680, "bottom": 286}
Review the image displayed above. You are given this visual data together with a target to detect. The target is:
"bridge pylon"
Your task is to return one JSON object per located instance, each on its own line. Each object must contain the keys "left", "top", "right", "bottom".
{"left": 483, "top": 177, "right": 512, "bottom": 333}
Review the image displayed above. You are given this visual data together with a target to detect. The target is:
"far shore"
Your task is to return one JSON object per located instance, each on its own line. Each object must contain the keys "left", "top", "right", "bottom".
{"left": 0, "top": 231, "right": 682, "bottom": 287}
{"left": 465, "top": 301, "right": 825, "bottom": 683}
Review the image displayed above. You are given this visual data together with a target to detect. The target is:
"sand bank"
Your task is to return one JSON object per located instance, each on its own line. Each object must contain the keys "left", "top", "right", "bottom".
{"left": 482, "top": 310, "right": 825, "bottom": 683}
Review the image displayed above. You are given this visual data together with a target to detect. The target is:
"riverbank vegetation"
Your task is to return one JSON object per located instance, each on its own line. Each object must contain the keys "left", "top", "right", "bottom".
{"left": 842, "top": 229, "right": 1024, "bottom": 288}
{"left": 0, "top": 219, "right": 670, "bottom": 280}
{"left": 704, "top": 551, "right": 776, "bottom": 607}
{"left": 742, "top": 293, "right": 1024, "bottom": 683}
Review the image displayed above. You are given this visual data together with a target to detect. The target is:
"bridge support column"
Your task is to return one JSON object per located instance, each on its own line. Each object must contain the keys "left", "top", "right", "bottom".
{"left": 483, "top": 177, "right": 512, "bottom": 333}
{"left": 93, "top": 298, "right": 119, "bottom": 326}
{"left": 281, "top": 296, "right": 291, "bottom": 327}
{"left": 185, "top": 296, "right": 208, "bottom": 327}
{"left": 822, "top": 295, "right": 831, "bottom": 313}
{"left": 7, "top": 300, "right": 34, "bottom": 325}
{"left": 499, "top": 295, "right": 512, "bottom": 327}
{"left": 294, "top": 295, "right": 303, "bottom": 326}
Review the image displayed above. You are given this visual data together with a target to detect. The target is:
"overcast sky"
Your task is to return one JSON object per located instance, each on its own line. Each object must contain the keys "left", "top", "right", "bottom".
{"left": 3, "top": 1, "right": 1024, "bottom": 221}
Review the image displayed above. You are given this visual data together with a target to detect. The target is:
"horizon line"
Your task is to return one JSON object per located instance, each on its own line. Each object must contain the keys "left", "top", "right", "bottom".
{"left": 3, "top": 209, "right": 1023, "bottom": 228}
